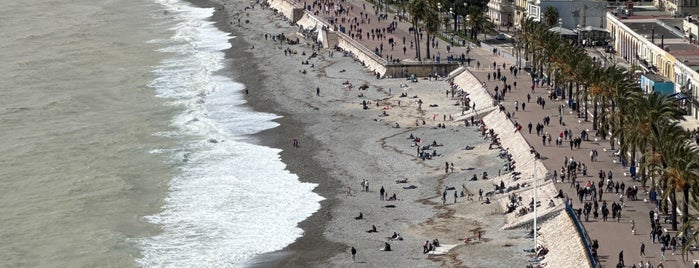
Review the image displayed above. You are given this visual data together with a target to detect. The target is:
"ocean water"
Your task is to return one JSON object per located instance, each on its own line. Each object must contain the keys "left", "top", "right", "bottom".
{"left": 0, "top": 0, "right": 322, "bottom": 267}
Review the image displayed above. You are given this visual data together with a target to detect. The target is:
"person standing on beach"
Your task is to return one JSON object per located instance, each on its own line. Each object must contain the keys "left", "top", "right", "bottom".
{"left": 316, "top": 87, "right": 320, "bottom": 96}
{"left": 351, "top": 247, "right": 357, "bottom": 262}
{"left": 454, "top": 191, "right": 458, "bottom": 203}
{"left": 380, "top": 186, "right": 385, "bottom": 200}
{"left": 619, "top": 250, "right": 624, "bottom": 266}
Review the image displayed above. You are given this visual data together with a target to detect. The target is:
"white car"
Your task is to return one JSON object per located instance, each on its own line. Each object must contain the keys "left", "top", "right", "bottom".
{"left": 495, "top": 33, "right": 507, "bottom": 40}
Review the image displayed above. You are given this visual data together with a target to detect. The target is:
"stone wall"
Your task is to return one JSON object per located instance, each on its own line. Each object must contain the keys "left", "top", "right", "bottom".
{"left": 384, "top": 62, "right": 460, "bottom": 78}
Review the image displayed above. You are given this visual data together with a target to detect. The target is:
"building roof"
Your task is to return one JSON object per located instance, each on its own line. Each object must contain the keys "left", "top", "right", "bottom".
{"left": 624, "top": 22, "right": 683, "bottom": 39}
{"left": 643, "top": 73, "right": 672, "bottom": 83}
{"left": 548, "top": 26, "right": 577, "bottom": 35}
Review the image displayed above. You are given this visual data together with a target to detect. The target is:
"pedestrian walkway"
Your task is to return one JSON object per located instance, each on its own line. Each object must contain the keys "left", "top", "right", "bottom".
{"left": 460, "top": 44, "right": 693, "bottom": 268}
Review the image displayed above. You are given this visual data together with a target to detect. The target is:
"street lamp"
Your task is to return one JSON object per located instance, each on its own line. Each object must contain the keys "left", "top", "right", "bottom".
{"left": 576, "top": 24, "right": 581, "bottom": 46}
{"left": 450, "top": 7, "right": 453, "bottom": 32}
{"left": 450, "top": 6, "right": 458, "bottom": 32}
{"left": 437, "top": 3, "right": 443, "bottom": 31}
{"left": 558, "top": 18, "right": 563, "bottom": 39}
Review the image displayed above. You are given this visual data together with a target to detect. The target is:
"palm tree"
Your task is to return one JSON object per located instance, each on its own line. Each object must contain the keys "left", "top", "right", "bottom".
{"left": 632, "top": 93, "right": 687, "bottom": 190}
{"left": 423, "top": 5, "right": 439, "bottom": 60}
{"left": 650, "top": 121, "right": 693, "bottom": 230}
{"left": 467, "top": 10, "right": 495, "bottom": 41}
{"left": 408, "top": 0, "right": 429, "bottom": 60}
{"left": 543, "top": 6, "right": 560, "bottom": 28}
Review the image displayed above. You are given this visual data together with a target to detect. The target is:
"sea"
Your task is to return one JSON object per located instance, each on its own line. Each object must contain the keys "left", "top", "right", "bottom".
{"left": 0, "top": 0, "right": 323, "bottom": 267}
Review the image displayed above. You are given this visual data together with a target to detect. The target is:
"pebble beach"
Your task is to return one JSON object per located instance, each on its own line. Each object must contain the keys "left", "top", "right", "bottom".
{"left": 198, "top": 0, "right": 591, "bottom": 266}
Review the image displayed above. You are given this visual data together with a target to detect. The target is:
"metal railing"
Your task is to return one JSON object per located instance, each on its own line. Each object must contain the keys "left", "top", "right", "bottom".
{"left": 565, "top": 204, "right": 602, "bottom": 268}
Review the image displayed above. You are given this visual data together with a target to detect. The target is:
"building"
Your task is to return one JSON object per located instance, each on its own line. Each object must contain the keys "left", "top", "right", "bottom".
{"left": 517, "top": 0, "right": 607, "bottom": 29}
{"left": 607, "top": 8, "right": 699, "bottom": 119}
{"left": 683, "top": 15, "right": 699, "bottom": 42}
{"left": 655, "top": 0, "right": 699, "bottom": 17}
{"left": 488, "top": 0, "right": 515, "bottom": 28}
{"left": 641, "top": 73, "right": 675, "bottom": 94}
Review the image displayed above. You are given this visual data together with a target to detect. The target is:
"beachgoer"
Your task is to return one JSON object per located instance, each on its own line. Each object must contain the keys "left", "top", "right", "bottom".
{"left": 351, "top": 247, "right": 357, "bottom": 262}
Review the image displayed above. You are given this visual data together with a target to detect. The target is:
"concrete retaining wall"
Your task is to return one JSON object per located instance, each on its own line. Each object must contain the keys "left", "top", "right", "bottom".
{"left": 384, "top": 62, "right": 460, "bottom": 78}
{"left": 268, "top": 0, "right": 303, "bottom": 23}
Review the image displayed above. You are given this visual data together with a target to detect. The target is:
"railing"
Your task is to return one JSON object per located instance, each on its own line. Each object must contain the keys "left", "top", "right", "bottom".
{"left": 565, "top": 204, "right": 601, "bottom": 268}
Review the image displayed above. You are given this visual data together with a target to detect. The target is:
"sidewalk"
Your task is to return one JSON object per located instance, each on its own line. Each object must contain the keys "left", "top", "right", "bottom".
{"left": 461, "top": 45, "right": 695, "bottom": 268}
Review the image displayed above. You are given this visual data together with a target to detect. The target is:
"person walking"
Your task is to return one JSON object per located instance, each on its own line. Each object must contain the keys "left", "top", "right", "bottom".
{"left": 351, "top": 246, "right": 357, "bottom": 262}
{"left": 619, "top": 250, "right": 624, "bottom": 266}
{"left": 661, "top": 244, "right": 666, "bottom": 261}
{"left": 640, "top": 241, "right": 646, "bottom": 257}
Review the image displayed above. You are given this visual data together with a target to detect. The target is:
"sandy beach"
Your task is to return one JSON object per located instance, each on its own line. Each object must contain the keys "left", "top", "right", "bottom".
{"left": 189, "top": 0, "right": 592, "bottom": 267}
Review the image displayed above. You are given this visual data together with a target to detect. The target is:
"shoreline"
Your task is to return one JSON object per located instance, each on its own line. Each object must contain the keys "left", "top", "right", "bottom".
{"left": 189, "top": 0, "right": 346, "bottom": 266}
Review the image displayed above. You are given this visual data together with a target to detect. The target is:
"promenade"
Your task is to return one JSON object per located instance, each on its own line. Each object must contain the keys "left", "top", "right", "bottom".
{"left": 298, "top": 0, "right": 697, "bottom": 266}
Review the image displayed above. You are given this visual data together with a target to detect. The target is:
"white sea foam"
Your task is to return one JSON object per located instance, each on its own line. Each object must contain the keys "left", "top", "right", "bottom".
{"left": 138, "top": 1, "right": 323, "bottom": 267}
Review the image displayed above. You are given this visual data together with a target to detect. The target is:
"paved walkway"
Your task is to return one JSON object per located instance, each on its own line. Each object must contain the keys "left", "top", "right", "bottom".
{"left": 301, "top": 0, "right": 698, "bottom": 266}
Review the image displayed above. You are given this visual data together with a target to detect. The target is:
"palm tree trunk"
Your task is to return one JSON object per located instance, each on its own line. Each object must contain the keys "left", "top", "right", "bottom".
{"left": 671, "top": 189, "right": 678, "bottom": 231}
{"left": 593, "top": 99, "right": 598, "bottom": 130}
{"left": 425, "top": 33, "right": 431, "bottom": 60}
{"left": 584, "top": 86, "right": 589, "bottom": 121}
{"left": 683, "top": 185, "right": 689, "bottom": 225}
{"left": 412, "top": 20, "right": 420, "bottom": 61}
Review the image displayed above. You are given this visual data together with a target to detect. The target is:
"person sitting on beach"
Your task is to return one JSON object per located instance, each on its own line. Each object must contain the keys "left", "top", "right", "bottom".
{"left": 388, "top": 193, "right": 397, "bottom": 201}
{"left": 549, "top": 199, "right": 555, "bottom": 207}
{"left": 432, "top": 239, "right": 440, "bottom": 247}
{"left": 355, "top": 212, "right": 363, "bottom": 220}
{"left": 470, "top": 174, "right": 478, "bottom": 181}
{"left": 366, "top": 225, "right": 378, "bottom": 233}
{"left": 382, "top": 242, "right": 392, "bottom": 251}
{"left": 482, "top": 197, "right": 491, "bottom": 204}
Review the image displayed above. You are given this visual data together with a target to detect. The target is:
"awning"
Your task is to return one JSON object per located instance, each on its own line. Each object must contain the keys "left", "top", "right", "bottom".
{"left": 672, "top": 93, "right": 688, "bottom": 100}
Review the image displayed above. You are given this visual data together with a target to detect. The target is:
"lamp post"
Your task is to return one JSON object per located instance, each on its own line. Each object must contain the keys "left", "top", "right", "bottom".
{"left": 438, "top": 3, "right": 443, "bottom": 31}
{"left": 558, "top": 18, "right": 563, "bottom": 39}
{"left": 576, "top": 24, "right": 581, "bottom": 46}
{"left": 450, "top": 7, "right": 454, "bottom": 32}
{"left": 451, "top": 6, "right": 458, "bottom": 33}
